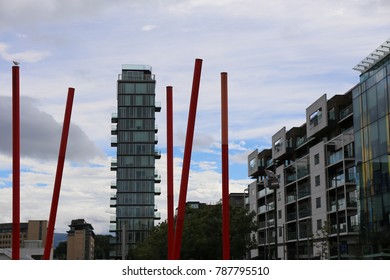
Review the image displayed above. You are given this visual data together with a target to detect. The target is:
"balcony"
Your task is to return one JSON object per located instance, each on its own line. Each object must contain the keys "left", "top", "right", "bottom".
{"left": 287, "top": 231, "right": 297, "bottom": 241}
{"left": 110, "top": 197, "right": 117, "bottom": 208}
{"left": 298, "top": 186, "right": 310, "bottom": 199}
{"left": 110, "top": 181, "right": 116, "bottom": 189}
{"left": 287, "top": 212, "right": 297, "bottom": 222}
{"left": 258, "top": 205, "right": 267, "bottom": 214}
{"left": 154, "top": 149, "right": 161, "bottom": 159}
{"left": 111, "top": 124, "right": 117, "bottom": 135}
{"left": 298, "top": 209, "right": 310, "bottom": 219}
{"left": 109, "top": 224, "right": 117, "bottom": 232}
{"left": 119, "top": 72, "right": 155, "bottom": 81}
{"left": 155, "top": 101, "right": 161, "bottom": 112}
{"left": 154, "top": 212, "right": 161, "bottom": 220}
{"left": 154, "top": 124, "right": 158, "bottom": 133}
{"left": 154, "top": 135, "right": 158, "bottom": 144}
{"left": 286, "top": 194, "right": 297, "bottom": 204}
{"left": 111, "top": 136, "right": 118, "bottom": 147}
{"left": 347, "top": 198, "right": 358, "bottom": 208}
{"left": 154, "top": 187, "right": 161, "bottom": 195}
{"left": 339, "top": 104, "right": 353, "bottom": 121}
{"left": 328, "top": 150, "right": 343, "bottom": 166}
{"left": 111, "top": 112, "right": 118, "bottom": 123}
{"left": 154, "top": 172, "right": 161, "bottom": 183}
{"left": 259, "top": 221, "right": 266, "bottom": 229}
{"left": 110, "top": 159, "right": 117, "bottom": 171}
{"left": 329, "top": 199, "right": 346, "bottom": 212}
{"left": 331, "top": 223, "right": 347, "bottom": 234}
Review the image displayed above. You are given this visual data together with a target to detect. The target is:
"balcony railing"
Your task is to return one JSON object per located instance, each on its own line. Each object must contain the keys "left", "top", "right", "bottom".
{"left": 119, "top": 72, "right": 155, "bottom": 81}
{"left": 340, "top": 104, "right": 353, "bottom": 120}
{"left": 331, "top": 223, "right": 347, "bottom": 234}
{"left": 287, "top": 231, "right": 297, "bottom": 241}
{"left": 298, "top": 187, "right": 310, "bottom": 199}
{"left": 287, "top": 212, "right": 297, "bottom": 222}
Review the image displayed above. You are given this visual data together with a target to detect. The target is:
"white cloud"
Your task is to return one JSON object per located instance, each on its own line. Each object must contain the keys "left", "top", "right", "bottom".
{"left": 142, "top": 25, "right": 158, "bottom": 31}
{"left": 0, "top": 42, "right": 50, "bottom": 63}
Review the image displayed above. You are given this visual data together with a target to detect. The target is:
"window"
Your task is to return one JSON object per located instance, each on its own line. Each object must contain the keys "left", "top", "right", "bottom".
{"left": 309, "top": 108, "right": 322, "bottom": 127}
{"left": 274, "top": 137, "right": 283, "bottom": 153}
{"left": 316, "top": 197, "right": 321, "bottom": 208}
{"left": 279, "top": 227, "right": 283, "bottom": 237}
{"left": 317, "top": 219, "right": 322, "bottom": 231}
{"left": 249, "top": 158, "right": 256, "bottom": 171}
{"left": 314, "top": 153, "right": 320, "bottom": 165}
{"left": 278, "top": 210, "right": 282, "bottom": 219}
{"left": 315, "top": 175, "right": 320, "bottom": 187}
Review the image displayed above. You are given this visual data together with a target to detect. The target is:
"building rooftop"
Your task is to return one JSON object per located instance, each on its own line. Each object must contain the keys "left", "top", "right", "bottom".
{"left": 353, "top": 38, "right": 390, "bottom": 74}
{"left": 122, "top": 64, "right": 152, "bottom": 71}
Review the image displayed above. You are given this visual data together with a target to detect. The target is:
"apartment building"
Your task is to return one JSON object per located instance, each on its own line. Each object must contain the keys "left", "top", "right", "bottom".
{"left": 0, "top": 220, "right": 49, "bottom": 260}
{"left": 110, "top": 65, "right": 161, "bottom": 259}
{"left": 247, "top": 38, "right": 390, "bottom": 260}
{"left": 248, "top": 89, "right": 359, "bottom": 259}
{"left": 66, "top": 219, "right": 95, "bottom": 260}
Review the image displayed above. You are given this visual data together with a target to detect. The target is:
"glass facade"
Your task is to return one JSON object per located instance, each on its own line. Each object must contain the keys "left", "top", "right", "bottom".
{"left": 353, "top": 55, "right": 390, "bottom": 255}
{"left": 110, "top": 65, "right": 160, "bottom": 259}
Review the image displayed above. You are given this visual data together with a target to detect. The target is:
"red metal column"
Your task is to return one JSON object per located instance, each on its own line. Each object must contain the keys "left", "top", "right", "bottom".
{"left": 221, "top": 72, "right": 230, "bottom": 260}
{"left": 12, "top": 65, "right": 20, "bottom": 260}
{"left": 43, "top": 88, "right": 75, "bottom": 260}
{"left": 166, "top": 86, "right": 174, "bottom": 260}
{"left": 173, "top": 59, "right": 203, "bottom": 260}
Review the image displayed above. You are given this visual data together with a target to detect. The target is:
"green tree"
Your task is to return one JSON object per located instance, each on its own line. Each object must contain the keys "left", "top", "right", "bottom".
{"left": 53, "top": 241, "right": 67, "bottom": 260}
{"left": 131, "top": 202, "right": 258, "bottom": 259}
{"left": 94, "top": 235, "right": 112, "bottom": 259}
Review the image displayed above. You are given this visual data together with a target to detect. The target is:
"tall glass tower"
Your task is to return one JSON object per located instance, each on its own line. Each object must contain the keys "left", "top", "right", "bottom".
{"left": 353, "top": 39, "right": 390, "bottom": 256}
{"left": 110, "top": 65, "right": 161, "bottom": 259}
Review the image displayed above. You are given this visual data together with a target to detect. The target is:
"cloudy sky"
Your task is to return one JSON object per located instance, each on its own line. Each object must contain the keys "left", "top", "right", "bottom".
{"left": 0, "top": 0, "right": 389, "bottom": 234}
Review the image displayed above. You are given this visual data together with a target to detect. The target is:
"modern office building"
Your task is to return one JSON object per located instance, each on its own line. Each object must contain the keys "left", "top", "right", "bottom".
{"left": 247, "top": 38, "right": 390, "bottom": 260}
{"left": 0, "top": 220, "right": 49, "bottom": 260}
{"left": 352, "top": 39, "right": 390, "bottom": 257}
{"left": 66, "top": 219, "right": 95, "bottom": 260}
{"left": 110, "top": 64, "right": 161, "bottom": 259}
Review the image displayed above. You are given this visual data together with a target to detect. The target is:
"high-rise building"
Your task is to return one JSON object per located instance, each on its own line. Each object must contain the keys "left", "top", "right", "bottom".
{"left": 352, "top": 39, "right": 390, "bottom": 257}
{"left": 66, "top": 219, "right": 95, "bottom": 260}
{"left": 110, "top": 65, "right": 161, "bottom": 259}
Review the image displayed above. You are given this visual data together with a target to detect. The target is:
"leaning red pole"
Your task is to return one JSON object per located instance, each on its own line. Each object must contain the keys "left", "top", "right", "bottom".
{"left": 43, "top": 88, "right": 75, "bottom": 260}
{"left": 221, "top": 72, "right": 230, "bottom": 260}
{"left": 12, "top": 65, "right": 20, "bottom": 260}
{"left": 166, "top": 86, "right": 174, "bottom": 260}
{"left": 173, "top": 59, "right": 202, "bottom": 260}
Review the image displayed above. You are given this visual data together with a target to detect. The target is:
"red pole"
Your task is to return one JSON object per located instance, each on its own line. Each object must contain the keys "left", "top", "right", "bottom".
{"left": 173, "top": 59, "right": 202, "bottom": 259}
{"left": 166, "top": 86, "right": 174, "bottom": 260}
{"left": 12, "top": 65, "right": 20, "bottom": 260}
{"left": 43, "top": 88, "right": 75, "bottom": 260}
{"left": 221, "top": 72, "right": 230, "bottom": 260}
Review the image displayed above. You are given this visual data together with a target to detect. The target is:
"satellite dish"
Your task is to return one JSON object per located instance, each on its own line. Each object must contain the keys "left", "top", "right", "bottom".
{"left": 13, "top": 61, "right": 20, "bottom": 66}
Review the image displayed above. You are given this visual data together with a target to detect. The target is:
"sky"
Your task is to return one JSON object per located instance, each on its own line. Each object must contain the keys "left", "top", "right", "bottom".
{"left": 0, "top": 0, "right": 389, "bottom": 234}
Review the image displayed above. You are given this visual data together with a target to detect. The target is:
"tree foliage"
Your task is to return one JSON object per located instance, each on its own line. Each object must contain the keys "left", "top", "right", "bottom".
{"left": 94, "top": 234, "right": 112, "bottom": 259}
{"left": 53, "top": 241, "right": 67, "bottom": 260}
{"left": 130, "top": 203, "right": 258, "bottom": 259}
